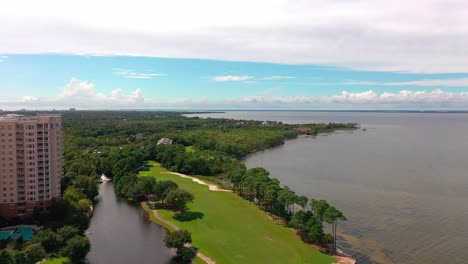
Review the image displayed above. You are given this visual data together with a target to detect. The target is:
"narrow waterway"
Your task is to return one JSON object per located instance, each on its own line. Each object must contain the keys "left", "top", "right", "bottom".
{"left": 86, "top": 181, "right": 174, "bottom": 264}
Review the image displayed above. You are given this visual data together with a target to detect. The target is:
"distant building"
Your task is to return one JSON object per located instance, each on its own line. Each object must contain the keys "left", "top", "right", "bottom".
{"left": 69, "top": 108, "right": 76, "bottom": 111}
{"left": 0, "top": 114, "right": 63, "bottom": 219}
{"left": 157, "top": 138, "right": 173, "bottom": 145}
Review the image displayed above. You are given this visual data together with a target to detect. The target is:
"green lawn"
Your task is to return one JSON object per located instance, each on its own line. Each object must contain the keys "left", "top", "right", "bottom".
{"left": 42, "top": 256, "right": 69, "bottom": 264}
{"left": 140, "top": 161, "right": 334, "bottom": 264}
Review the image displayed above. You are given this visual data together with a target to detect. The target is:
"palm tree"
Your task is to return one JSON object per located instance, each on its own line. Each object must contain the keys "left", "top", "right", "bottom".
{"left": 323, "top": 206, "right": 346, "bottom": 254}
{"left": 297, "top": 195, "right": 308, "bottom": 210}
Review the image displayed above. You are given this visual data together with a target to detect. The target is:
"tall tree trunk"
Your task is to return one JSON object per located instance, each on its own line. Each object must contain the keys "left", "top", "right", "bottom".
{"left": 333, "top": 222, "right": 338, "bottom": 254}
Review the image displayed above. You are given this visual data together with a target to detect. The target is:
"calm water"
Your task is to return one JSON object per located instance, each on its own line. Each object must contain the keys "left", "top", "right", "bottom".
{"left": 188, "top": 111, "right": 468, "bottom": 264}
{"left": 86, "top": 182, "right": 174, "bottom": 264}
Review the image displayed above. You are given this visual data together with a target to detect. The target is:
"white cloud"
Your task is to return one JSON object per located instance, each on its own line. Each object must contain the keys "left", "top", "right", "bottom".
{"left": 213, "top": 75, "right": 295, "bottom": 82}
{"left": 1, "top": 0, "right": 467, "bottom": 73}
{"left": 56, "top": 78, "right": 145, "bottom": 106}
{"left": 60, "top": 78, "right": 96, "bottom": 98}
{"left": 113, "top": 68, "right": 166, "bottom": 79}
{"left": 213, "top": 75, "right": 254, "bottom": 82}
{"left": 331, "top": 90, "right": 379, "bottom": 104}
{"left": 21, "top": 96, "right": 38, "bottom": 102}
{"left": 260, "top": 76, "right": 296, "bottom": 80}
{"left": 168, "top": 89, "right": 468, "bottom": 109}
{"left": 129, "top": 89, "right": 144, "bottom": 104}
{"left": 301, "top": 78, "right": 468, "bottom": 87}
{"left": 4, "top": 83, "right": 468, "bottom": 110}
{"left": 381, "top": 78, "right": 468, "bottom": 87}
{"left": 111, "top": 89, "right": 125, "bottom": 99}
{"left": 0, "top": 78, "right": 146, "bottom": 110}
{"left": 0, "top": 55, "right": 7, "bottom": 62}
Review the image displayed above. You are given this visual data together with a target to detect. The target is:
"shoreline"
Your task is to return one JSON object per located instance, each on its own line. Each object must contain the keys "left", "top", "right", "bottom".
{"left": 240, "top": 130, "right": 358, "bottom": 263}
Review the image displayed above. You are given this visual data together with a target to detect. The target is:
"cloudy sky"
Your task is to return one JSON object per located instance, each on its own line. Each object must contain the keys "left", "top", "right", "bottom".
{"left": 1, "top": 0, "right": 468, "bottom": 110}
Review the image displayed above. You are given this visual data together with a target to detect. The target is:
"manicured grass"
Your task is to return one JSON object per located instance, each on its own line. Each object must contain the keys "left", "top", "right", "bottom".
{"left": 42, "top": 256, "right": 69, "bottom": 264}
{"left": 142, "top": 202, "right": 177, "bottom": 232}
{"left": 140, "top": 161, "right": 334, "bottom": 264}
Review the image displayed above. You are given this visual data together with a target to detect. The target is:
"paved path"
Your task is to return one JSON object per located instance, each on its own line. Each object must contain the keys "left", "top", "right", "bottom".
{"left": 147, "top": 203, "right": 216, "bottom": 264}
{"left": 151, "top": 206, "right": 180, "bottom": 231}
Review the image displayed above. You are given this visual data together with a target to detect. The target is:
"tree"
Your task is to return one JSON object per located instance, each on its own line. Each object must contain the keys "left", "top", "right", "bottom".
{"left": 306, "top": 217, "right": 325, "bottom": 244}
{"left": 323, "top": 206, "right": 346, "bottom": 254}
{"left": 58, "top": 226, "right": 79, "bottom": 242}
{"left": 177, "top": 246, "right": 196, "bottom": 262}
{"left": 61, "top": 235, "right": 91, "bottom": 263}
{"left": 164, "top": 229, "right": 195, "bottom": 262}
{"left": 115, "top": 173, "right": 138, "bottom": 199}
{"left": 0, "top": 251, "right": 15, "bottom": 264}
{"left": 77, "top": 198, "right": 93, "bottom": 212}
{"left": 138, "top": 176, "right": 157, "bottom": 196}
{"left": 311, "top": 199, "right": 330, "bottom": 224}
{"left": 152, "top": 180, "right": 178, "bottom": 201}
{"left": 73, "top": 175, "right": 99, "bottom": 200}
{"left": 165, "top": 189, "right": 194, "bottom": 212}
{"left": 24, "top": 243, "right": 47, "bottom": 264}
{"left": 164, "top": 229, "right": 192, "bottom": 250}
{"left": 13, "top": 235, "right": 24, "bottom": 250}
{"left": 228, "top": 165, "right": 246, "bottom": 194}
{"left": 186, "top": 157, "right": 211, "bottom": 175}
{"left": 290, "top": 210, "right": 313, "bottom": 239}
{"left": 14, "top": 251, "right": 29, "bottom": 264}
{"left": 297, "top": 196, "right": 308, "bottom": 210}
{"left": 32, "top": 229, "right": 60, "bottom": 253}
{"left": 64, "top": 187, "right": 87, "bottom": 204}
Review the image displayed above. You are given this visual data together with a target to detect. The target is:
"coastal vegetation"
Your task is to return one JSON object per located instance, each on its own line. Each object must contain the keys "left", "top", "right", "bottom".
{"left": 3, "top": 110, "right": 356, "bottom": 263}
{"left": 229, "top": 165, "right": 347, "bottom": 252}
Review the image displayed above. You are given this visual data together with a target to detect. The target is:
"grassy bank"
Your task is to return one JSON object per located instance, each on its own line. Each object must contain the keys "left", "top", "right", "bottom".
{"left": 42, "top": 256, "right": 69, "bottom": 264}
{"left": 140, "top": 161, "right": 334, "bottom": 264}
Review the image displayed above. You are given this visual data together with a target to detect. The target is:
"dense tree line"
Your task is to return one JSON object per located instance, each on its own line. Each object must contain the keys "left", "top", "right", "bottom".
{"left": 115, "top": 173, "right": 195, "bottom": 213}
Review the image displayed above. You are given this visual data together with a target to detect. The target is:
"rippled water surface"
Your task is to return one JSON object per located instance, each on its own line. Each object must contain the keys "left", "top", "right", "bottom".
{"left": 188, "top": 111, "right": 468, "bottom": 264}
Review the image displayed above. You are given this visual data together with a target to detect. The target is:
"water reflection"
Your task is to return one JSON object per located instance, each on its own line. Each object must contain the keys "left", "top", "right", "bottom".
{"left": 86, "top": 182, "right": 174, "bottom": 264}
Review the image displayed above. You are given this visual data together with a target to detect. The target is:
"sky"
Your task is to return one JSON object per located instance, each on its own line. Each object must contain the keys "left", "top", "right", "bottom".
{"left": 1, "top": 0, "right": 468, "bottom": 110}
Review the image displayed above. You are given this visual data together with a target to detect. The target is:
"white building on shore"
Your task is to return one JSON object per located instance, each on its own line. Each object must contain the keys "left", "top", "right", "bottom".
{"left": 157, "top": 138, "right": 173, "bottom": 145}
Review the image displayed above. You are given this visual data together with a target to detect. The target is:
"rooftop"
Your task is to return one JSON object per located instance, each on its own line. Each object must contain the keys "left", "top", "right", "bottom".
{"left": 0, "top": 114, "right": 61, "bottom": 122}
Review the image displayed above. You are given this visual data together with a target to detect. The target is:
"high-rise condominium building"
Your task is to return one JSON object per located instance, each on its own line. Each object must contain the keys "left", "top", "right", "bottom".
{"left": 0, "top": 114, "right": 63, "bottom": 219}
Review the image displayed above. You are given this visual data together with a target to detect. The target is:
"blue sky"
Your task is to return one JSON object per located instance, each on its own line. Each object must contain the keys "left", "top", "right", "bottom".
{"left": 2, "top": 54, "right": 468, "bottom": 110}
{"left": 1, "top": 0, "right": 468, "bottom": 109}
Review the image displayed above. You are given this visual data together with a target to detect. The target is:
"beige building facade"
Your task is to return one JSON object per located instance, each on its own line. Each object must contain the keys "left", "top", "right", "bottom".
{"left": 0, "top": 114, "right": 63, "bottom": 219}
